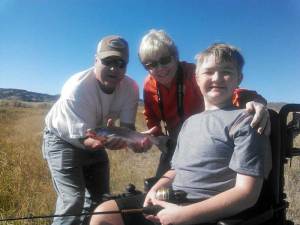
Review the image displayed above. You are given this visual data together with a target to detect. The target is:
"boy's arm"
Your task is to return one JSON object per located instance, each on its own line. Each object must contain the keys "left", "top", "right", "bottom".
{"left": 151, "top": 174, "right": 263, "bottom": 225}
{"left": 150, "top": 170, "right": 175, "bottom": 191}
{"left": 179, "top": 174, "right": 262, "bottom": 224}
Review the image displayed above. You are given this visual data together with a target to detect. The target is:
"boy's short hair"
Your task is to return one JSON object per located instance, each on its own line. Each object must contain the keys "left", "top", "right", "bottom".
{"left": 138, "top": 29, "right": 179, "bottom": 63}
{"left": 195, "top": 43, "right": 245, "bottom": 75}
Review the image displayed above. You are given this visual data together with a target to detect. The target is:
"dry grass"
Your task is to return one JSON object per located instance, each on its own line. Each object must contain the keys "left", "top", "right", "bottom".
{"left": 109, "top": 106, "right": 160, "bottom": 192}
{"left": 0, "top": 102, "right": 299, "bottom": 224}
{"left": 285, "top": 158, "right": 300, "bottom": 225}
{"left": 0, "top": 104, "right": 159, "bottom": 224}
{"left": 0, "top": 105, "right": 54, "bottom": 225}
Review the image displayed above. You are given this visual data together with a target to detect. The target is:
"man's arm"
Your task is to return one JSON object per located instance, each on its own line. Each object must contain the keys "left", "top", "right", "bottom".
{"left": 151, "top": 174, "right": 263, "bottom": 225}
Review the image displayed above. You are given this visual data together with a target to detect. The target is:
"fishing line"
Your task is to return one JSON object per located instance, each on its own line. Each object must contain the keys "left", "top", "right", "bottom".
{"left": 0, "top": 205, "right": 163, "bottom": 222}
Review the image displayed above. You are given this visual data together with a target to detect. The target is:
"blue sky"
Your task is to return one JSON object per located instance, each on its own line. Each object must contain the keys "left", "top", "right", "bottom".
{"left": 0, "top": 0, "right": 299, "bottom": 103}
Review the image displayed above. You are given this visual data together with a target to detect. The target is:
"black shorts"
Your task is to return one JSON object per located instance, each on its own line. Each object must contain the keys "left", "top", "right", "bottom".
{"left": 115, "top": 194, "right": 155, "bottom": 225}
{"left": 115, "top": 194, "right": 216, "bottom": 225}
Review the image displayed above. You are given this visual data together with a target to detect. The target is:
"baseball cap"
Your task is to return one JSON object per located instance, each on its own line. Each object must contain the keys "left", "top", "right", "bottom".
{"left": 97, "top": 35, "right": 129, "bottom": 63}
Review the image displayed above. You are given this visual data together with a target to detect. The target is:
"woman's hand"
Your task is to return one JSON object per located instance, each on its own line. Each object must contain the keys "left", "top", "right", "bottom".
{"left": 129, "top": 126, "right": 161, "bottom": 153}
{"left": 246, "top": 101, "right": 271, "bottom": 135}
{"left": 141, "top": 126, "right": 160, "bottom": 135}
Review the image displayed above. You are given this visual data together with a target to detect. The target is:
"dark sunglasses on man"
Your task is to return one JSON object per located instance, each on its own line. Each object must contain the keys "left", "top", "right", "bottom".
{"left": 100, "top": 57, "right": 127, "bottom": 69}
{"left": 143, "top": 55, "right": 172, "bottom": 70}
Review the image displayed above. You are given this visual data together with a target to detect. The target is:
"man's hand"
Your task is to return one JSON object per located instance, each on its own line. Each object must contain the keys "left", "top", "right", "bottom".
{"left": 104, "top": 118, "right": 127, "bottom": 150}
{"left": 84, "top": 119, "right": 127, "bottom": 150}
{"left": 83, "top": 129, "right": 107, "bottom": 150}
{"left": 246, "top": 101, "right": 271, "bottom": 135}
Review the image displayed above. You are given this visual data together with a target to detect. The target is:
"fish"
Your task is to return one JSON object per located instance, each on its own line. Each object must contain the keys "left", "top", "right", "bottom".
{"left": 89, "top": 126, "right": 169, "bottom": 153}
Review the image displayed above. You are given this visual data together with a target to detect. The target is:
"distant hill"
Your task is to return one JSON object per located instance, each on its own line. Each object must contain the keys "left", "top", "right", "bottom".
{"left": 0, "top": 88, "right": 59, "bottom": 102}
{"left": 0, "top": 88, "right": 291, "bottom": 109}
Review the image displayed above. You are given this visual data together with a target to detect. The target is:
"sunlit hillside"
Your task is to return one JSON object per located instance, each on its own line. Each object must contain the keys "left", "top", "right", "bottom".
{"left": 0, "top": 101, "right": 299, "bottom": 224}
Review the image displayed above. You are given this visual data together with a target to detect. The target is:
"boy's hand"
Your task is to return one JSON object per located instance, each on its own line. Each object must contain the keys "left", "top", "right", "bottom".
{"left": 145, "top": 199, "right": 183, "bottom": 225}
{"left": 143, "top": 189, "right": 157, "bottom": 207}
{"left": 246, "top": 101, "right": 271, "bottom": 135}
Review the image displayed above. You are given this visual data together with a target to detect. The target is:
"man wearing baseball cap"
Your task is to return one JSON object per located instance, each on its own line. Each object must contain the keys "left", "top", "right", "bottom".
{"left": 42, "top": 35, "right": 147, "bottom": 225}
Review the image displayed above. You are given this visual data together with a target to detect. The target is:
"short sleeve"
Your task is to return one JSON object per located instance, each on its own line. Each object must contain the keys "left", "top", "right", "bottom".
{"left": 63, "top": 98, "right": 97, "bottom": 138}
{"left": 119, "top": 78, "right": 139, "bottom": 125}
{"left": 170, "top": 119, "right": 189, "bottom": 169}
{"left": 229, "top": 112, "right": 271, "bottom": 178}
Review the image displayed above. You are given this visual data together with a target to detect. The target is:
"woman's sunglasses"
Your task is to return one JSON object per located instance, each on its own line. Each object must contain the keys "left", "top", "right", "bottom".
{"left": 143, "top": 56, "right": 172, "bottom": 70}
{"left": 100, "top": 57, "right": 127, "bottom": 69}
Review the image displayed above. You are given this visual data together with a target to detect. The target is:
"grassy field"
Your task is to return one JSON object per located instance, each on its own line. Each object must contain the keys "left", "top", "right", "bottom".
{"left": 0, "top": 101, "right": 299, "bottom": 224}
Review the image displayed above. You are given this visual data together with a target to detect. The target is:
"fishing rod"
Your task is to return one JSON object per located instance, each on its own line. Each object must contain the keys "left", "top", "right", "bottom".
{"left": 0, "top": 205, "right": 163, "bottom": 222}
{"left": 0, "top": 187, "right": 187, "bottom": 222}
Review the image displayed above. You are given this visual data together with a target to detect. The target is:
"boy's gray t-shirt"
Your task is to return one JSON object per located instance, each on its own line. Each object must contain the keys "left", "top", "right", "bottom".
{"left": 171, "top": 107, "right": 271, "bottom": 200}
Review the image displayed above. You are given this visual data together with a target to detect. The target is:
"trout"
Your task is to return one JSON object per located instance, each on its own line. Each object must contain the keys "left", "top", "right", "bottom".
{"left": 88, "top": 126, "right": 169, "bottom": 153}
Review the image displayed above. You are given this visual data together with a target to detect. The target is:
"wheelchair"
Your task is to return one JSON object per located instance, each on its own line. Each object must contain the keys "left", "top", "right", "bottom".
{"left": 118, "top": 104, "right": 300, "bottom": 225}
{"left": 212, "top": 104, "right": 300, "bottom": 225}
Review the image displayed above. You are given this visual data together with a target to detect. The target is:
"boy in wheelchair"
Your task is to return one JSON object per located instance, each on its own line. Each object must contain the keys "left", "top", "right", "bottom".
{"left": 90, "top": 43, "right": 272, "bottom": 225}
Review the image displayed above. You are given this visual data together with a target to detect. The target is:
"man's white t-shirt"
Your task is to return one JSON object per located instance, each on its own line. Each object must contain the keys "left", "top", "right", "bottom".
{"left": 45, "top": 67, "right": 139, "bottom": 148}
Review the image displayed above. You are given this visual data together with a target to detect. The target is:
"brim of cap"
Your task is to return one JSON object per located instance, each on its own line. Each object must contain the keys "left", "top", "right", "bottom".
{"left": 98, "top": 51, "right": 128, "bottom": 63}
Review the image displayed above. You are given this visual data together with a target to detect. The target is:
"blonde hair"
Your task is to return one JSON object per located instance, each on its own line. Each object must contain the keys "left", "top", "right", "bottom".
{"left": 195, "top": 43, "right": 245, "bottom": 75}
{"left": 138, "top": 29, "right": 179, "bottom": 63}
